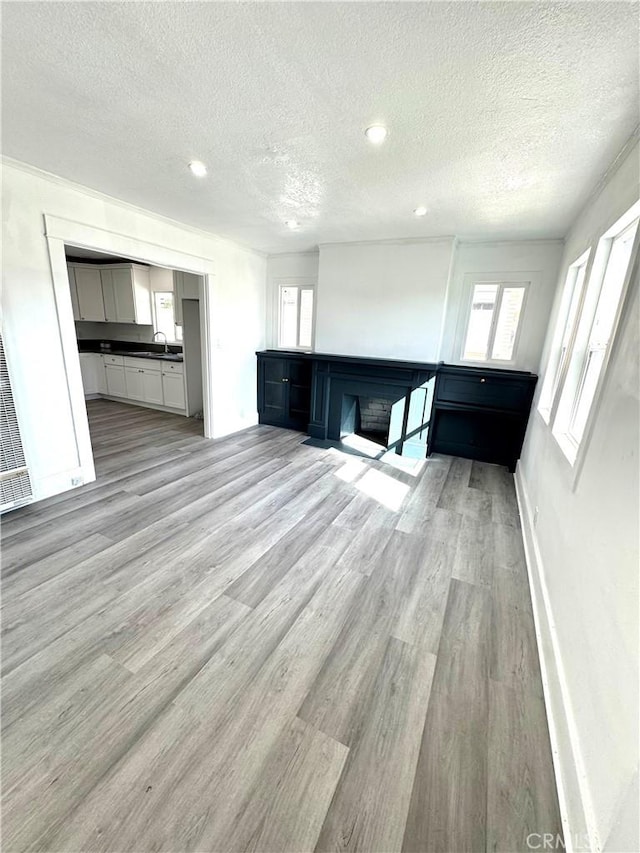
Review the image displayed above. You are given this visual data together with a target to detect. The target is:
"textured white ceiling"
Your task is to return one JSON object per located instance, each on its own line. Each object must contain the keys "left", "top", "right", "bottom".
{"left": 2, "top": 2, "right": 639, "bottom": 253}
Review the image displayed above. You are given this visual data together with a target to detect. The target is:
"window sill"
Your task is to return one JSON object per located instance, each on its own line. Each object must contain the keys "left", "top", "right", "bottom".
{"left": 552, "top": 428, "right": 578, "bottom": 467}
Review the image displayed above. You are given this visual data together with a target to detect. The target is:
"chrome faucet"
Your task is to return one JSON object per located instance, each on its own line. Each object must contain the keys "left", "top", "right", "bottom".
{"left": 153, "top": 331, "right": 169, "bottom": 353}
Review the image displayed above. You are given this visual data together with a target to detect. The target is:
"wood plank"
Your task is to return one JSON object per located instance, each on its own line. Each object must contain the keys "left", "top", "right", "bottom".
{"left": 487, "top": 679, "right": 563, "bottom": 852}
{"left": 315, "top": 637, "right": 436, "bottom": 853}
{"left": 402, "top": 579, "right": 491, "bottom": 853}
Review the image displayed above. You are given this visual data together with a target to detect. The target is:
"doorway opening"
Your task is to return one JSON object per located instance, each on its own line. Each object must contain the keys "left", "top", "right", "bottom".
{"left": 64, "top": 244, "right": 207, "bottom": 479}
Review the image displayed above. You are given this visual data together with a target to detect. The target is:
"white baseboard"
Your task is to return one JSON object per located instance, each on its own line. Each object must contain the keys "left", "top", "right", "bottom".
{"left": 514, "top": 463, "right": 600, "bottom": 853}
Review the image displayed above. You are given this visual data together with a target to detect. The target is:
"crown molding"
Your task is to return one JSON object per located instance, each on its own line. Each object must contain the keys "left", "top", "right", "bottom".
{"left": 2, "top": 156, "right": 267, "bottom": 259}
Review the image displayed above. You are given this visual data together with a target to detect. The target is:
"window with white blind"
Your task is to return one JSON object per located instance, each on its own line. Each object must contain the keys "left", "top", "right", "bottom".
{"left": 537, "top": 249, "right": 590, "bottom": 423}
{"left": 552, "top": 202, "right": 639, "bottom": 465}
{"left": 461, "top": 281, "right": 528, "bottom": 363}
{"left": 278, "top": 284, "right": 315, "bottom": 350}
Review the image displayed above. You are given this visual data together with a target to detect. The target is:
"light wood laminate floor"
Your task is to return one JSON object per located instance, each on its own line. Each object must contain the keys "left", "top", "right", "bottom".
{"left": 1, "top": 399, "right": 562, "bottom": 853}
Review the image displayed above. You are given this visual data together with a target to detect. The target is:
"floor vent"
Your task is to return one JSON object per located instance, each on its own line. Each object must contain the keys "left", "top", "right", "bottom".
{"left": 0, "top": 334, "right": 33, "bottom": 513}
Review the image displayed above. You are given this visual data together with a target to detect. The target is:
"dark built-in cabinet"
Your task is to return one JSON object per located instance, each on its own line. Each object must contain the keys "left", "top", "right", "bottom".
{"left": 256, "top": 351, "right": 537, "bottom": 472}
{"left": 257, "top": 352, "right": 312, "bottom": 430}
{"left": 427, "top": 365, "right": 537, "bottom": 473}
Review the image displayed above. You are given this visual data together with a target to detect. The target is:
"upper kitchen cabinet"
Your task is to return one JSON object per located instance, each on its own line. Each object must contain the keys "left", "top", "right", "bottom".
{"left": 73, "top": 265, "right": 105, "bottom": 321}
{"left": 100, "top": 265, "right": 152, "bottom": 324}
{"left": 66, "top": 264, "right": 81, "bottom": 321}
{"left": 173, "top": 271, "right": 201, "bottom": 325}
{"left": 69, "top": 263, "right": 152, "bottom": 325}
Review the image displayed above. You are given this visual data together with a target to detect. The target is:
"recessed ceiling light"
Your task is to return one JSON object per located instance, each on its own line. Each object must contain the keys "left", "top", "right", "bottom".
{"left": 188, "top": 160, "right": 207, "bottom": 177}
{"left": 413, "top": 206, "right": 428, "bottom": 217}
{"left": 365, "top": 125, "right": 387, "bottom": 145}
{"left": 285, "top": 220, "right": 300, "bottom": 230}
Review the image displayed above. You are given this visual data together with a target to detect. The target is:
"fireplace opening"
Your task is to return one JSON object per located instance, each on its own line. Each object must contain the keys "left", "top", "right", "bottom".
{"left": 340, "top": 393, "right": 394, "bottom": 450}
{"left": 357, "top": 396, "right": 393, "bottom": 447}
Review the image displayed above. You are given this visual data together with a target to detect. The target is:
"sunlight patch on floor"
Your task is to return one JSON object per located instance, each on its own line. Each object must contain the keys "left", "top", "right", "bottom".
{"left": 356, "top": 468, "right": 410, "bottom": 512}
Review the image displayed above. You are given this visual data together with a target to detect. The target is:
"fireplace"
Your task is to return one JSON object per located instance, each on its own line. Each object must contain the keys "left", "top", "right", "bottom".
{"left": 309, "top": 354, "right": 437, "bottom": 459}
{"left": 340, "top": 394, "right": 394, "bottom": 448}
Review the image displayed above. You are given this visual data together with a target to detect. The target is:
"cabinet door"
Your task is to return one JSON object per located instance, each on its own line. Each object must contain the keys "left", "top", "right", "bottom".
{"left": 142, "top": 369, "right": 164, "bottom": 404}
{"left": 95, "top": 355, "right": 107, "bottom": 394}
{"left": 67, "top": 266, "right": 81, "bottom": 321}
{"left": 75, "top": 268, "right": 105, "bottom": 321}
{"left": 100, "top": 270, "right": 116, "bottom": 322}
{"left": 125, "top": 367, "right": 145, "bottom": 401}
{"left": 261, "top": 358, "right": 287, "bottom": 423}
{"left": 79, "top": 354, "right": 97, "bottom": 395}
{"left": 105, "top": 364, "right": 127, "bottom": 397}
{"left": 173, "top": 272, "right": 184, "bottom": 325}
{"left": 112, "top": 268, "right": 136, "bottom": 323}
{"left": 182, "top": 272, "right": 200, "bottom": 300}
{"left": 162, "top": 373, "right": 185, "bottom": 409}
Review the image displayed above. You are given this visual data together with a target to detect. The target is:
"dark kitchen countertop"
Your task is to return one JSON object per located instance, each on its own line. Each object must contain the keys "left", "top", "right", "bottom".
{"left": 78, "top": 339, "right": 183, "bottom": 362}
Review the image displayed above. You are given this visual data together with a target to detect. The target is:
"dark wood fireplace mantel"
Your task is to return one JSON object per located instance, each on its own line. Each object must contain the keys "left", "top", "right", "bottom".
{"left": 256, "top": 350, "right": 537, "bottom": 471}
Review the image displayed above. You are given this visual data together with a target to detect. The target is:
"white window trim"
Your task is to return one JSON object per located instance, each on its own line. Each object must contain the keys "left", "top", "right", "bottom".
{"left": 152, "top": 290, "right": 181, "bottom": 344}
{"left": 273, "top": 277, "right": 317, "bottom": 351}
{"left": 550, "top": 201, "right": 640, "bottom": 485}
{"left": 537, "top": 248, "right": 592, "bottom": 425}
{"left": 457, "top": 272, "right": 531, "bottom": 366}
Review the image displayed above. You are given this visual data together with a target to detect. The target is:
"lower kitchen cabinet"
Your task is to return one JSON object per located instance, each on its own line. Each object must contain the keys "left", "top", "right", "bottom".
{"left": 81, "top": 351, "right": 187, "bottom": 413}
{"left": 124, "top": 367, "right": 146, "bottom": 401}
{"left": 162, "top": 372, "right": 186, "bottom": 409}
{"left": 142, "top": 369, "right": 164, "bottom": 405}
{"left": 105, "top": 363, "right": 127, "bottom": 398}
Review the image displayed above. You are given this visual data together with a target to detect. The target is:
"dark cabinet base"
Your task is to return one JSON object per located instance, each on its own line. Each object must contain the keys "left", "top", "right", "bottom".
{"left": 257, "top": 353, "right": 311, "bottom": 430}
{"left": 257, "top": 353, "right": 537, "bottom": 472}
{"left": 428, "top": 366, "right": 537, "bottom": 472}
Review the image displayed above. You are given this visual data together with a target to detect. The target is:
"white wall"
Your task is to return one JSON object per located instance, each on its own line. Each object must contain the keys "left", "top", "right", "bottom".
{"left": 270, "top": 238, "right": 561, "bottom": 371}
{"left": 2, "top": 160, "right": 265, "bottom": 503}
{"left": 441, "top": 240, "right": 564, "bottom": 372}
{"left": 518, "top": 140, "right": 639, "bottom": 852}
{"left": 315, "top": 238, "right": 454, "bottom": 361}
{"left": 208, "top": 244, "right": 266, "bottom": 436}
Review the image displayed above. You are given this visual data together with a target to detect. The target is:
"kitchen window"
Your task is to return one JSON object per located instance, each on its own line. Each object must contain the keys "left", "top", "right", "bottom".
{"left": 552, "top": 201, "right": 639, "bottom": 465}
{"left": 278, "top": 283, "right": 315, "bottom": 349}
{"left": 153, "top": 291, "right": 182, "bottom": 342}
{"left": 461, "top": 281, "right": 528, "bottom": 363}
{"left": 537, "top": 249, "right": 590, "bottom": 423}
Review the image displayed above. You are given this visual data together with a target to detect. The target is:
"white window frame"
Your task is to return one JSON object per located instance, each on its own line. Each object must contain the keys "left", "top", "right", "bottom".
{"left": 152, "top": 290, "right": 181, "bottom": 343}
{"left": 551, "top": 200, "right": 640, "bottom": 475}
{"left": 537, "top": 248, "right": 591, "bottom": 424}
{"left": 458, "top": 273, "right": 530, "bottom": 366}
{"left": 275, "top": 278, "right": 316, "bottom": 351}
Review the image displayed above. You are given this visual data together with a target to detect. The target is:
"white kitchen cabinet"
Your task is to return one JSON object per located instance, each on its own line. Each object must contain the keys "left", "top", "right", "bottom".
{"left": 123, "top": 357, "right": 165, "bottom": 405}
{"left": 69, "top": 263, "right": 151, "bottom": 325}
{"left": 105, "top": 363, "right": 127, "bottom": 397}
{"left": 74, "top": 267, "right": 105, "bottom": 321}
{"left": 142, "top": 369, "right": 164, "bottom": 405}
{"left": 172, "top": 271, "right": 200, "bottom": 326}
{"left": 125, "top": 367, "right": 145, "bottom": 401}
{"left": 173, "top": 271, "right": 184, "bottom": 325}
{"left": 100, "top": 271, "right": 117, "bottom": 322}
{"left": 162, "top": 372, "right": 186, "bottom": 409}
{"left": 95, "top": 355, "right": 107, "bottom": 394}
{"left": 182, "top": 272, "right": 201, "bottom": 300}
{"left": 79, "top": 353, "right": 98, "bottom": 395}
{"left": 67, "top": 265, "right": 81, "bottom": 321}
